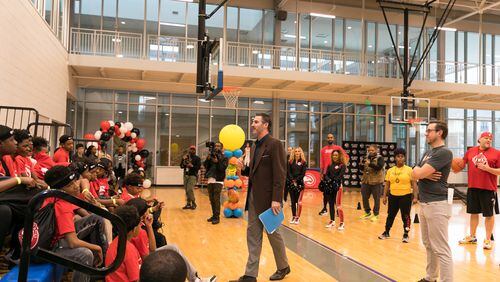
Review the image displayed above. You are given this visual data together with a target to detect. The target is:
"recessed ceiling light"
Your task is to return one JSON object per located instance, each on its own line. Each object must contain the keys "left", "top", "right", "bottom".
{"left": 368, "top": 45, "right": 373, "bottom": 48}
{"left": 118, "top": 111, "right": 123, "bottom": 114}
{"left": 112, "top": 38, "right": 121, "bottom": 42}
{"left": 310, "top": 13, "right": 336, "bottom": 19}
{"left": 160, "top": 22, "right": 186, "bottom": 27}
{"left": 435, "top": 26, "right": 457, "bottom": 31}
{"left": 294, "top": 21, "right": 297, "bottom": 24}
{"left": 324, "top": 40, "right": 328, "bottom": 44}
{"left": 186, "top": 44, "right": 195, "bottom": 49}
{"left": 164, "top": 113, "right": 169, "bottom": 116}
{"left": 116, "top": 54, "right": 123, "bottom": 58}
{"left": 121, "top": 21, "right": 126, "bottom": 25}
{"left": 175, "top": 134, "right": 180, "bottom": 138}
{"left": 252, "top": 50, "right": 259, "bottom": 54}
{"left": 238, "top": 63, "right": 245, "bottom": 66}
{"left": 70, "top": 109, "right": 74, "bottom": 112}
{"left": 347, "top": 26, "right": 352, "bottom": 30}
{"left": 253, "top": 100, "right": 264, "bottom": 105}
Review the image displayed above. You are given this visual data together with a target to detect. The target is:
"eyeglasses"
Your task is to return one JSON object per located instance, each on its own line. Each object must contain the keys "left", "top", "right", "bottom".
{"left": 425, "top": 129, "right": 438, "bottom": 133}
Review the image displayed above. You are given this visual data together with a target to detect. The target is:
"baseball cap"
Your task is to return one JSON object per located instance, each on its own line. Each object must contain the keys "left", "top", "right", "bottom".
{"left": 189, "top": 145, "right": 196, "bottom": 150}
{"left": 478, "top": 132, "right": 493, "bottom": 142}
{"left": 59, "top": 135, "right": 73, "bottom": 144}
{"left": 0, "top": 125, "right": 14, "bottom": 141}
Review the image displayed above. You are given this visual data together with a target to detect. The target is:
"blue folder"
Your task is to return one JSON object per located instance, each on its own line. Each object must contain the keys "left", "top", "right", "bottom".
{"left": 258, "top": 207, "right": 284, "bottom": 234}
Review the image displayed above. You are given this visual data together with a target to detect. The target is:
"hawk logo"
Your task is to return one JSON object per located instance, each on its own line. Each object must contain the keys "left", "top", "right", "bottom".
{"left": 472, "top": 153, "right": 487, "bottom": 166}
{"left": 18, "top": 222, "right": 40, "bottom": 250}
{"left": 303, "top": 174, "right": 316, "bottom": 187}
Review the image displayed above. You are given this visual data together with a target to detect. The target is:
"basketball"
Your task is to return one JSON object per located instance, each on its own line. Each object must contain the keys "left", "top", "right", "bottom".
{"left": 451, "top": 158, "right": 465, "bottom": 173}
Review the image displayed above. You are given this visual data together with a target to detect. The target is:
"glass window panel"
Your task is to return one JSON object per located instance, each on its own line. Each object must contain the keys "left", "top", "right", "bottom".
{"left": 146, "top": 0, "right": 159, "bottom": 35}
{"left": 447, "top": 120, "right": 464, "bottom": 158}
{"left": 322, "top": 114, "right": 343, "bottom": 146}
{"left": 58, "top": 0, "right": 64, "bottom": 39}
{"left": 237, "top": 110, "right": 249, "bottom": 138}
{"left": 310, "top": 102, "right": 320, "bottom": 112}
{"left": 66, "top": 99, "right": 76, "bottom": 134}
{"left": 467, "top": 120, "right": 474, "bottom": 146}
{"left": 279, "top": 111, "right": 285, "bottom": 140}
{"left": 466, "top": 109, "right": 474, "bottom": 119}
{"left": 376, "top": 117, "right": 385, "bottom": 142}
{"left": 334, "top": 18, "right": 343, "bottom": 51}
{"left": 76, "top": 102, "right": 85, "bottom": 138}
{"left": 206, "top": 4, "right": 224, "bottom": 39}
{"left": 210, "top": 95, "right": 227, "bottom": 108}
{"left": 103, "top": 0, "right": 117, "bottom": 30}
{"left": 484, "top": 34, "right": 493, "bottom": 85}
{"left": 287, "top": 100, "right": 309, "bottom": 112}
{"left": 377, "top": 105, "right": 386, "bottom": 115}
{"left": 114, "top": 103, "right": 127, "bottom": 123}
{"left": 280, "top": 12, "right": 296, "bottom": 47}
{"left": 238, "top": 97, "right": 249, "bottom": 108}
{"left": 496, "top": 111, "right": 500, "bottom": 121}
{"left": 84, "top": 103, "right": 113, "bottom": 133}
{"left": 310, "top": 113, "right": 320, "bottom": 167}
{"left": 311, "top": 16, "right": 332, "bottom": 50}
{"left": 250, "top": 98, "right": 272, "bottom": 110}
{"left": 115, "top": 90, "right": 128, "bottom": 103}
{"left": 118, "top": 0, "right": 144, "bottom": 33}
{"left": 226, "top": 7, "right": 238, "bottom": 42}
{"left": 345, "top": 19, "right": 361, "bottom": 52}
{"left": 355, "top": 115, "right": 375, "bottom": 142}
{"left": 495, "top": 35, "right": 500, "bottom": 66}
{"left": 366, "top": 22, "right": 375, "bottom": 55}
{"left": 187, "top": 2, "right": 198, "bottom": 38}
{"left": 172, "top": 94, "right": 195, "bottom": 105}
{"left": 476, "top": 110, "right": 492, "bottom": 120}
{"left": 476, "top": 120, "right": 492, "bottom": 134}
{"left": 263, "top": 10, "right": 275, "bottom": 45}
{"left": 86, "top": 89, "right": 113, "bottom": 102}
{"left": 157, "top": 106, "right": 170, "bottom": 166}
{"left": 45, "top": 0, "right": 53, "bottom": 25}
{"left": 239, "top": 8, "right": 263, "bottom": 44}
{"left": 495, "top": 122, "right": 500, "bottom": 149}
{"left": 447, "top": 108, "right": 464, "bottom": 119}
{"left": 129, "top": 92, "right": 157, "bottom": 104}
{"left": 287, "top": 112, "right": 308, "bottom": 157}
{"left": 322, "top": 102, "right": 343, "bottom": 113}
{"left": 171, "top": 107, "right": 196, "bottom": 166}
{"left": 467, "top": 32, "right": 479, "bottom": 84}
{"left": 445, "top": 31, "right": 455, "bottom": 61}
{"left": 356, "top": 104, "right": 375, "bottom": 114}
{"left": 457, "top": 32, "right": 464, "bottom": 62}
{"left": 211, "top": 109, "right": 236, "bottom": 143}
{"left": 392, "top": 124, "right": 406, "bottom": 149}
{"left": 377, "top": 23, "right": 396, "bottom": 57}
{"left": 160, "top": 0, "right": 186, "bottom": 37}
{"left": 300, "top": 14, "right": 310, "bottom": 49}
{"left": 345, "top": 115, "right": 354, "bottom": 141}
{"left": 344, "top": 103, "right": 355, "bottom": 113}
{"left": 158, "top": 93, "right": 170, "bottom": 104}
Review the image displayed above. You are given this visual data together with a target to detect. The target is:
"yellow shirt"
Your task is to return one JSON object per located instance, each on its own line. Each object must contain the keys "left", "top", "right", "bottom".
{"left": 385, "top": 165, "right": 413, "bottom": 196}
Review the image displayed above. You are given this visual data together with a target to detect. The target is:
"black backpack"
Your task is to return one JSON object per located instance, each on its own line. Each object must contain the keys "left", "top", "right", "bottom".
{"left": 18, "top": 201, "right": 56, "bottom": 251}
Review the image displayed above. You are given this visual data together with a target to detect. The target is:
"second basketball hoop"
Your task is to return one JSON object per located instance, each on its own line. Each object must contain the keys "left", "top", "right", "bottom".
{"left": 221, "top": 87, "right": 241, "bottom": 108}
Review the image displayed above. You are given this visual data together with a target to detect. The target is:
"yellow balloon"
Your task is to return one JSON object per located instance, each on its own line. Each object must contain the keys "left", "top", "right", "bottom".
{"left": 219, "top": 124, "right": 245, "bottom": 151}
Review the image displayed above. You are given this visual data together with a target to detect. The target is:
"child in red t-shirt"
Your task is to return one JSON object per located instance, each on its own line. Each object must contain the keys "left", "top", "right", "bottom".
{"left": 13, "top": 129, "right": 48, "bottom": 189}
{"left": 43, "top": 165, "right": 108, "bottom": 282}
{"left": 85, "top": 161, "right": 124, "bottom": 211}
{"left": 53, "top": 135, "right": 73, "bottom": 164}
{"left": 105, "top": 205, "right": 142, "bottom": 282}
{"left": 32, "top": 137, "right": 55, "bottom": 180}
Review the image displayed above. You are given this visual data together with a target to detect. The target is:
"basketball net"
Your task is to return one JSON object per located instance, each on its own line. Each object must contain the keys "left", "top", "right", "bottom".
{"left": 407, "top": 118, "right": 423, "bottom": 127}
{"left": 221, "top": 87, "right": 241, "bottom": 108}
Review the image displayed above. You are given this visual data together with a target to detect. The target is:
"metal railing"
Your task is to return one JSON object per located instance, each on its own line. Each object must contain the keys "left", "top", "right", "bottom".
{"left": 69, "top": 28, "right": 500, "bottom": 86}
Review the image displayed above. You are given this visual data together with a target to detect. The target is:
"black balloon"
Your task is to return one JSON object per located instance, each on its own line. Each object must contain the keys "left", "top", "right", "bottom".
{"left": 108, "top": 127, "right": 115, "bottom": 135}
{"left": 101, "top": 132, "right": 111, "bottom": 141}
{"left": 115, "top": 122, "right": 121, "bottom": 128}
{"left": 139, "top": 149, "right": 149, "bottom": 158}
{"left": 131, "top": 128, "right": 141, "bottom": 137}
{"left": 122, "top": 136, "right": 132, "bottom": 142}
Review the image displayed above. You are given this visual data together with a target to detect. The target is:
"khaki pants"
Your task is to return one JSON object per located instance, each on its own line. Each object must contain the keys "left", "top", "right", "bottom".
{"left": 183, "top": 175, "right": 197, "bottom": 204}
{"left": 419, "top": 200, "right": 453, "bottom": 282}
{"left": 244, "top": 193, "right": 288, "bottom": 278}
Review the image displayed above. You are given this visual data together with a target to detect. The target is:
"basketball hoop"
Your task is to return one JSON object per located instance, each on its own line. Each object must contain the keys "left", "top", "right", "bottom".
{"left": 408, "top": 118, "right": 423, "bottom": 127}
{"left": 221, "top": 87, "right": 241, "bottom": 108}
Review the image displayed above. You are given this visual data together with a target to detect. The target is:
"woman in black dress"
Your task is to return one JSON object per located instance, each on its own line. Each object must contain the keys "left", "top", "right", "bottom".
{"left": 324, "top": 150, "right": 347, "bottom": 229}
{"left": 287, "top": 147, "right": 307, "bottom": 225}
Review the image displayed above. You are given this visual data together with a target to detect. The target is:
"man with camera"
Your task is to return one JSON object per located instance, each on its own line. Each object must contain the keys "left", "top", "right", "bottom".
{"left": 204, "top": 141, "right": 228, "bottom": 224}
{"left": 181, "top": 145, "right": 201, "bottom": 210}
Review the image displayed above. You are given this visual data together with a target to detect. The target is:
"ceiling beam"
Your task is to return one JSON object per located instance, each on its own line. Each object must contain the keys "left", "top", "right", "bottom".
{"left": 99, "top": 67, "right": 107, "bottom": 78}
{"left": 141, "top": 71, "right": 146, "bottom": 80}
{"left": 445, "top": 1, "right": 500, "bottom": 26}
{"left": 305, "top": 82, "right": 329, "bottom": 91}
{"left": 243, "top": 78, "right": 260, "bottom": 87}
{"left": 176, "top": 73, "right": 184, "bottom": 82}
{"left": 273, "top": 80, "right": 294, "bottom": 89}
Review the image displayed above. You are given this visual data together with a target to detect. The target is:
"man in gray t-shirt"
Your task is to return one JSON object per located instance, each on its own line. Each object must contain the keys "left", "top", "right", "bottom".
{"left": 412, "top": 121, "right": 453, "bottom": 282}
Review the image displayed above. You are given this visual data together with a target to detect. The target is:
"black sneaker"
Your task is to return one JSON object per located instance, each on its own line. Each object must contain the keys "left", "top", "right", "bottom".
{"left": 207, "top": 216, "right": 214, "bottom": 222}
{"left": 212, "top": 218, "right": 220, "bottom": 225}
{"left": 318, "top": 208, "right": 327, "bottom": 216}
{"left": 402, "top": 234, "right": 409, "bottom": 243}
{"left": 417, "top": 279, "right": 436, "bottom": 282}
{"left": 378, "top": 231, "right": 390, "bottom": 240}
{"left": 182, "top": 204, "right": 192, "bottom": 209}
{"left": 190, "top": 202, "right": 197, "bottom": 210}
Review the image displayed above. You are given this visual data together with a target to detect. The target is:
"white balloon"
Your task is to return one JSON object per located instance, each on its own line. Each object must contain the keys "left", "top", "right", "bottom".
{"left": 108, "top": 120, "right": 115, "bottom": 127}
{"left": 127, "top": 168, "right": 134, "bottom": 174}
{"left": 131, "top": 143, "right": 137, "bottom": 148}
{"left": 94, "top": 131, "right": 102, "bottom": 140}
{"left": 135, "top": 155, "right": 141, "bottom": 161}
{"left": 138, "top": 167, "right": 144, "bottom": 171}
{"left": 132, "top": 147, "right": 138, "bottom": 153}
{"left": 125, "top": 122, "right": 134, "bottom": 131}
{"left": 119, "top": 133, "right": 125, "bottom": 139}
{"left": 142, "top": 179, "right": 152, "bottom": 189}
{"left": 120, "top": 126, "right": 127, "bottom": 134}
{"left": 131, "top": 132, "right": 137, "bottom": 139}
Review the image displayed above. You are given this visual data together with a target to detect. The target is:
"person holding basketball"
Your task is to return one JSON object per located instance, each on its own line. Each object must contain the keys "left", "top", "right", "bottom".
{"left": 454, "top": 132, "right": 500, "bottom": 250}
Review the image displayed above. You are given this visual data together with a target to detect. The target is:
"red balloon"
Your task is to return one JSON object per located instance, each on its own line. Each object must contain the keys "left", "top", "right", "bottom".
{"left": 136, "top": 139, "right": 146, "bottom": 150}
{"left": 125, "top": 131, "right": 131, "bottom": 137}
{"left": 100, "top": 120, "right": 110, "bottom": 131}
{"left": 84, "top": 133, "right": 95, "bottom": 140}
{"left": 114, "top": 125, "right": 121, "bottom": 136}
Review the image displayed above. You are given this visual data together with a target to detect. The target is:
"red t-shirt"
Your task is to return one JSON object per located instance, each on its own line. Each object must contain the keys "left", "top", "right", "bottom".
{"left": 320, "top": 145, "right": 349, "bottom": 174}
{"left": 42, "top": 198, "right": 78, "bottom": 243}
{"left": 33, "top": 152, "right": 56, "bottom": 179}
{"left": 120, "top": 188, "right": 140, "bottom": 203}
{"left": 105, "top": 238, "right": 142, "bottom": 282}
{"left": 89, "top": 181, "right": 100, "bottom": 198}
{"left": 96, "top": 178, "right": 110, "bottom": 198}
{"left": 464, "top": 146, "right": 500, "bottom": 191}
{"left": 15, "top": 155, "right": 35, "bottom": 177}
{"left": 130, "top": 224, "right": 150, "bottom": 259}
{"left": 0, "top": 155, "right": 18, "bottom": 177}
{"left": 53, "top": 148, "right": 70, "bottom": 164}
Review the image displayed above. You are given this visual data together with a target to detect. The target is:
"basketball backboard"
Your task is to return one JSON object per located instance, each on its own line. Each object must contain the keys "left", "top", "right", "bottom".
{"left": 196, "top": 37, "right": 224, "bottom": 100}
{"left": 390, "top": 96, "right": 430, "bottom": 125}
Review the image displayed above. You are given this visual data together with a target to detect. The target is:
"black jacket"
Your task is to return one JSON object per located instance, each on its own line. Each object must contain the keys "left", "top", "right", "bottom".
{"left": 325, "top": 163, "right": 346, "bottom": 182}
{"left": 180, "top": 154, "right": 201, "bottom": 176}
{"left": 203, "top": 154, "right": 228, "bottom": 182}
{"left": 287, "top": 160, "right": 307, "bottom": 185}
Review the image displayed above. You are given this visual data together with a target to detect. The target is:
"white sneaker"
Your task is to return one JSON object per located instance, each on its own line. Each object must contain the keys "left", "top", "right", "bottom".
{"left": 294, "top": 217, "right": 300, "bottom": 225}
{"left": 337, "top": 222, "right": 345, "bottom": 230}
{"left": 289, "top": 217, "right": 295, "bottom": 224}
{"left": 196, "top": 276, "right": 217, "bottom": 282}
{"left": 326, "top": 220, "right": 335, "bottom": 228}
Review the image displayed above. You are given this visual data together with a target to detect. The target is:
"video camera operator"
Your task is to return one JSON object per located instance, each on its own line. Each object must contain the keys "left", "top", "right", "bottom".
{"left": 204, "top": 141, "right": 228, "bottom": 224}
{"left": 180, "top": 145, "right": 201, "bottom": 210}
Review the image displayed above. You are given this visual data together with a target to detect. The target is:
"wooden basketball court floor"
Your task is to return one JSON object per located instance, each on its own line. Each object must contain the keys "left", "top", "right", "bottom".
{"left": 152, "top": 187, "right": 500, "bottom": 281}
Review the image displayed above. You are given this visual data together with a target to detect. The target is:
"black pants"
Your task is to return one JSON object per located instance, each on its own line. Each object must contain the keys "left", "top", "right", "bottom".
{"left": 326, "top": 192, "right": 337, "bottom": 221}
{"left": 322, "top": 194, "right": 328, "bottom": 210}
{"left": 361, "top": 183, "right": 383, "bottom": 215}
{"left": 290, "top": 189, "right": 301, "bottom": 217}
{"left": 284, "top": 184, "right": 290, "bottom": 202}
{"left": 0, "top": 204, "right": 12, "bottom": 248}
{"left": 207, "top": 183, "right": 223, "bottom": 219}
{"left": 385, "top": 194, "right": 412, "bottom": 234}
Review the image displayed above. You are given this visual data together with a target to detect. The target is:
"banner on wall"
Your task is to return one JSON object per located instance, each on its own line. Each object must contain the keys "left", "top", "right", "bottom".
{"left": 342, "top": 141, "right": 397, "bottom": 188}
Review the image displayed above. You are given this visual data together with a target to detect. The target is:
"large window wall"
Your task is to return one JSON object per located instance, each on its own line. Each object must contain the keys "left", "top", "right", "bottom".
{"left": 70, "top": 89, "right": 387, "bottom": 174}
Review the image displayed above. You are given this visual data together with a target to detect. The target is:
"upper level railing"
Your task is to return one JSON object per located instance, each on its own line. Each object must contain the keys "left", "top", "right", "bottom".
{"left": 69, "top": 28, "right": 500, "bottom": 86}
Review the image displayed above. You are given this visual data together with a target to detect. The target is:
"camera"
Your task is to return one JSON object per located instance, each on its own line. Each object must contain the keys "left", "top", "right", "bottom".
{"left": 206, "top": 141, "right": 221, "bottom": 159}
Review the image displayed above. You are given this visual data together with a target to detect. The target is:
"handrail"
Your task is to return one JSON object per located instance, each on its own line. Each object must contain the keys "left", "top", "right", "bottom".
{"left": 27, "top": 122, "right": 74, "bottom": 138}
{"left": 0, "top": 106, "right": 40, "bottom": 136}
{"left": 18, "top": 189, "right": 128, "bottom": 281}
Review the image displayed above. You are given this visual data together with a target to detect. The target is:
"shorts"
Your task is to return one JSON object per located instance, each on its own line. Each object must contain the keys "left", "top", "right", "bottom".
{"left": 466, "top": 188, "right": 499, "bottom": 217}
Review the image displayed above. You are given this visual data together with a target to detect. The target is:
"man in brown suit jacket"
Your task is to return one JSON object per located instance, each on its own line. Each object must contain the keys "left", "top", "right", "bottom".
{"left": 237, "top": 113, "right": 290, "bottom": 282}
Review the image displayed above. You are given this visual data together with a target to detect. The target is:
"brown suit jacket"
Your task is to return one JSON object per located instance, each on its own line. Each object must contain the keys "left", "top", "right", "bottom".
{"left": 245, "top": 134, "right": 286, "bottom": 215}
